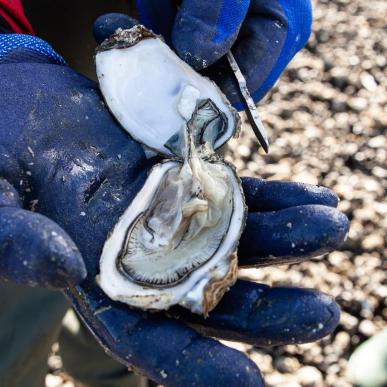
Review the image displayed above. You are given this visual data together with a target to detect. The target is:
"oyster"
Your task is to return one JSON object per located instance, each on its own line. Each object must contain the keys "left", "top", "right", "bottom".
{"left": 97, "top": 26, "right": 247, "bottom": 315}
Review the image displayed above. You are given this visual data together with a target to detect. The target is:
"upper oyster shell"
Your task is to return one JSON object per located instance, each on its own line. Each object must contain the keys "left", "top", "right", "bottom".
{"left": 96, "top": 26, "right": 246, "bottom": 315}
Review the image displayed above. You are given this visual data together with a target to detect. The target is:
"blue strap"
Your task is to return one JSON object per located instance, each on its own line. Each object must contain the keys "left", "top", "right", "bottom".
{"left": 0, "top": 34, "right": 66, "bottom": 65}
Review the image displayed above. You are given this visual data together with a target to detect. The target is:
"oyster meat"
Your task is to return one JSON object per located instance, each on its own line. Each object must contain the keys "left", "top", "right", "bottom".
{"left": 97, "top": 26, "right": 247, "bottom": 315}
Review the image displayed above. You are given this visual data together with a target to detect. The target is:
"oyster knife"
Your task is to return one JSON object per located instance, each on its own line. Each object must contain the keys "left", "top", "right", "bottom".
{"left": 227, "top": 51, "right": 269, "bottom": 153}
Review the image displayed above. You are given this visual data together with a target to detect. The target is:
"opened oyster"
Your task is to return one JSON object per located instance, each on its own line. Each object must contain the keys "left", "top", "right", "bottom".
{"left": 97, "top": 26, "right": 247, "bottom": 315}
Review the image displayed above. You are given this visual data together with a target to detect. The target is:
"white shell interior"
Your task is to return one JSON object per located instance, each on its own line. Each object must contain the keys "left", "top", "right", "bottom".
{"left": 99, "top": 160, "right": 245, "bottom": 314}
{"left": 96, "top": 38, "right": 237, "bottom": 156}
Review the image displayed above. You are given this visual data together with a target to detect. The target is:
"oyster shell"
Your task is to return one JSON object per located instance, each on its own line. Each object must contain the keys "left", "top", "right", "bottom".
{"left": 95, "top": 26, "right": 239, "bottom": 157}
{"left": 96, "top": 26, "right": 247, "bottom": 315}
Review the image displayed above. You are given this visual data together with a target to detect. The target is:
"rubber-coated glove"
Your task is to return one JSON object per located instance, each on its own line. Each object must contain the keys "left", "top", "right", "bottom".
{"left": 124, "top": 0, "right": 312, "bottom": 109}
{"left": 0, "top": 34, "right": 348, "bottom": 387}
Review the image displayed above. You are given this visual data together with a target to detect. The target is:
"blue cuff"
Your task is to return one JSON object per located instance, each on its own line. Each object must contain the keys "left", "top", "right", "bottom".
{"left": 0, "top": 34, "right": 66, "bottom": 65}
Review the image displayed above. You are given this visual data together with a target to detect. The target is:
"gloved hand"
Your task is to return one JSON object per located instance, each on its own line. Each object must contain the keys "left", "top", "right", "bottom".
{"left": 110, "top": 0, "right": 313, "bottom": 109}
{"left": 0, "top": 34, "right": 348, "bottom": 386}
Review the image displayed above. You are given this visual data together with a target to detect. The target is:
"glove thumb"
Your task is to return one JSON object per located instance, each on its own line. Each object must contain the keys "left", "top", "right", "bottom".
{"left": 93, "top": 13, "right": 139, "bottom": 44}
{"left": 172, "top": 0, "right": 250, "bottom": 70}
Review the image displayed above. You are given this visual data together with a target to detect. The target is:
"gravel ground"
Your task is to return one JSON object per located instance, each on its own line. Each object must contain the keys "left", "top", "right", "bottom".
{"left": 224, "top": 0, "right": 386, "bottom": 384}
{"left": 46, "top": 0, "right": 386, "bottom": 385}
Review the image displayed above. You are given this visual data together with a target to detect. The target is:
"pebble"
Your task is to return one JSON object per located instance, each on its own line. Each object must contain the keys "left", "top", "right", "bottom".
{"left": 237, "top": 144, "right": 251, "bottom": 158}
{"left": 45, "top": 375, "right": 64, "bottom": 387}
{"left": 47, "top": 355, "right": 63, "bottom": 371}
{"left": 296, "top": 366, "right": 323, "bottom": 386}
{"left": 340, "top": 312, "right": 359, "bottom": 330}
{"left": 360, "top": 72, "right": 377, "bottom": 91}
{"left": 275, "top": 357, "right": 301, "bottom": 373}
{"left": 358, "top": 319, "right": 377, "bottom": 337}
{"left": 348, "top": 97, "right": 368, "bottom": 111}
{"left": 361, "top": 233, "right": 384, "bottom": 250}
{"left": 328, "top": 251, "right": 348, "bottom": 267}
{"left": 333, "top": 332, "right": 351, "bottom": 351}
{"left": 330, "top": 99, "right": 348, "bottom": 112}
{"left": 368, "top": 135, "right": 385, "bottom": 148}
{"left": 249, "top": 351, "right": 273, "bottom": 373}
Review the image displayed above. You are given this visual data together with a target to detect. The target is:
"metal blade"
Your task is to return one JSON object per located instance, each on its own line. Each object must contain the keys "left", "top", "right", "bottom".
{"left": 226, "top": 51, "right": 269, "bottom": 153}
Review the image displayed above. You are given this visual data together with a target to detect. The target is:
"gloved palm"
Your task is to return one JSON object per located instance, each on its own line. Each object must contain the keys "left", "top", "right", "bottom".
{"left": 0, "top": 40, "right": 348, "bottom": 387}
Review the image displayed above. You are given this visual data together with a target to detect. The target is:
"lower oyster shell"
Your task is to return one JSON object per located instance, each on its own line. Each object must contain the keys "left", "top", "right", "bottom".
{"left": 98, "top": 160, "right": 246, "bottom": 315}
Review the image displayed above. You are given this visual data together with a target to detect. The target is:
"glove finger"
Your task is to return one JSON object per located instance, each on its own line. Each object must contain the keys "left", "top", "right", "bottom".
{"left": 242, "top": 177, "right": 338, "bottom": 212}
{"left": 0, "top": 207, "right": 86, "bottom": 288}
{"left": 172, "top": 279, "right": 340, "bottom": 346}
{"left": 239, "top": 204, "right": 349, "bottom": 267}
{"left": 67, "top": 285, "right": 264, "bottom": 387}
{"left": 93, "top": 13, "right": 139, "bottom": 44}
{"left": 172, "top": 0, "right": 250, "bottom": 69}
{"left": 203, "top": 0, "right": 313, "bottom": 108}
{"left": 135, "top": 0, "right": 177, "bottom": 40}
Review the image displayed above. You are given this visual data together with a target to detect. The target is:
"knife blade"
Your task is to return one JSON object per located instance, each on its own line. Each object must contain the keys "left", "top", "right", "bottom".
{"left": 226, "top": 51, "right": 269, "bottom": 153}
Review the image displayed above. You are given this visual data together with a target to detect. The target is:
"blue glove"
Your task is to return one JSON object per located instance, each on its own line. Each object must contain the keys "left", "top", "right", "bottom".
{"left": 130, "top": 0, "right": 312, "bottom": 109}
{"left": 0, "top": 34, "right": 348, "bottom": 387}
